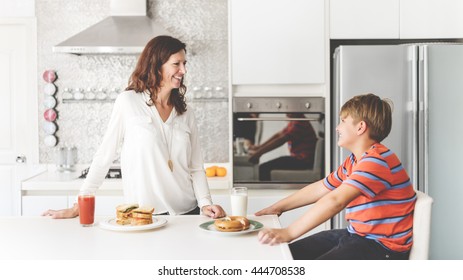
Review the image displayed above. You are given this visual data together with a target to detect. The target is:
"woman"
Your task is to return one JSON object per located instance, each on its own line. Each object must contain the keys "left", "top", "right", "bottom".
{"left": 43, "top": 36, "right": 225, "bottom": 218}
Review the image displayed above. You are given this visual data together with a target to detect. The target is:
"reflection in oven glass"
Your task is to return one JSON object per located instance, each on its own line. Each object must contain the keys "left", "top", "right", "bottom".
{"left": 233, "top": 113, "right": 324, "bottom": 184}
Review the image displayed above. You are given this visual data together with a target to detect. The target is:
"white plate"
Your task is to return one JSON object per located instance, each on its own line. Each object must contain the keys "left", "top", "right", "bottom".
{"left": 99, "top": 217, "right": 167, "bottom": 232}
{"left": 199, "top": 220, "right": 263, "bottom": 236}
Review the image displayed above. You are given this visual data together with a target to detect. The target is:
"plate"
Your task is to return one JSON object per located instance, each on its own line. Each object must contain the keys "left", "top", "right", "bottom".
{"left": 199, "top": 219, "right": 264, "bottom": 236}
{"left": 99, "top": 217, "right": 167, "bottom": 232}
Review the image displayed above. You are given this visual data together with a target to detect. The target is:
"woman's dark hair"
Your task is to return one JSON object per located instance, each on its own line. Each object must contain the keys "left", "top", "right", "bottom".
{"left": 126, "top": 35, "right": 187, "bottom": 114}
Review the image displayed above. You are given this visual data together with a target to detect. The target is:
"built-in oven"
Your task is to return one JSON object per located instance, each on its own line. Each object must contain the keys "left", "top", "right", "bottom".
{"left": 233, "top": 97, "right": 325, "bottom": 189}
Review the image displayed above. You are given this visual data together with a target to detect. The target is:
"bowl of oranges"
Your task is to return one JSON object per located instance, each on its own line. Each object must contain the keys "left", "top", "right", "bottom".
{"left": 205, "top": 165, "right": 227, "bottom": 177}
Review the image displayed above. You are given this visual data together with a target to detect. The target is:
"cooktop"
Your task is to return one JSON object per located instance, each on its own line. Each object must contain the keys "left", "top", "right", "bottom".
{"left": 78, "top": 167, "right": 122, "bottom": 179}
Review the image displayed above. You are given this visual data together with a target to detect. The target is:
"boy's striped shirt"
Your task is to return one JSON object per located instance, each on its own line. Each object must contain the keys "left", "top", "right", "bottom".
{"left": 324, "top": 143, "right": 416, "bottom": 252}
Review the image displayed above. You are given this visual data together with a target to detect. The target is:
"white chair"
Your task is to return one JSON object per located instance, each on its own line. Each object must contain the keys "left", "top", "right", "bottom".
{"left": 409, "top": 190, "right": 434, "bottom": 260}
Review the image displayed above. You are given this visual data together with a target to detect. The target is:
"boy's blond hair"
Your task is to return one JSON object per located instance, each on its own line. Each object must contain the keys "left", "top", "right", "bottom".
{"left": 340, "top": 93, "right": 393, "bottom": 142}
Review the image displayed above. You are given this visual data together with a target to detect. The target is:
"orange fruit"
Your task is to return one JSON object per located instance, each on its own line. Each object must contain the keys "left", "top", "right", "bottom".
{"left": 216, "top": 167, "right": 227, "bottom": 177}
{"left": 205, "top": 167, "right": 216, "bottom": 177}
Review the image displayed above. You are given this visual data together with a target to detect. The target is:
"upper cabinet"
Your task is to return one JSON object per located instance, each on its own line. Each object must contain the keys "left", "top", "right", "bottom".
{"left": 330, "top": 0, "right": 463, "bottom": 39}
{"left": 400, "top": 0, "right": 463, "bottom": 39}
{"left": 330, "top": 0, "right": 399, "bottom": 39}
{"left": 230, "top": 0, "right": 325, "bottom": 85}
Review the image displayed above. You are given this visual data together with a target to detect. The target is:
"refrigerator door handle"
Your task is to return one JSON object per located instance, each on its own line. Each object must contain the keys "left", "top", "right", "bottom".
{"left": 409, "top": 46, "right": 419, "bottom": 191}
{"left": 333, "top": 48, "right": 342, "bottom": 171}
{"left": 331, "top": 47, "right": 345, "bottom": 229}
{"left": 418, "top": 45, "right": 429, "bottom": 194}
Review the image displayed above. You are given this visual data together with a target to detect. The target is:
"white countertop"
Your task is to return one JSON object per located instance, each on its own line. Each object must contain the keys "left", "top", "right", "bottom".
{"left": 0, "top": 215, "right": 292, "bottom": 260}
{"left": 22, "top": 164, "right": 231, "bottom": 191}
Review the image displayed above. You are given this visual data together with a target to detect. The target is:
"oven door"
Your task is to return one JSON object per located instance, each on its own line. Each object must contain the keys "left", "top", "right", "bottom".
{"left": 233, "top": 111, "right": 325, "bottom": 189}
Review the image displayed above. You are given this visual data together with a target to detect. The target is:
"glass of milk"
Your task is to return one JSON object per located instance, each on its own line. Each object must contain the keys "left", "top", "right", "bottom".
{"left": 231, "top": 187, "right": 248, "bottom": 216}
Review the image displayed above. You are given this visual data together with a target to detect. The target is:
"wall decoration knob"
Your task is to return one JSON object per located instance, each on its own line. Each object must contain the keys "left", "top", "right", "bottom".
{"left": 44, "top": 135, "right": 57, "bottom": 147}
{"left": 44, "top": 108, "right": 57, "bottom": 122}
{"left": 43, "top": 96, "right": 57, "bottom": 109}
{"left": 43, "top": 121, "right": 57, "bottom": 134}
{"left": 44, "top": 83, "right": 57, "bottom": 96}
{"left": 42, "top": 70, "right": 56, "bottom": 83}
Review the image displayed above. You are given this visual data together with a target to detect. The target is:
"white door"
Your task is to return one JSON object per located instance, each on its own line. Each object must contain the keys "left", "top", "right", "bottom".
{"left": 0, "top": 18, "right": 39, "bottom": 216}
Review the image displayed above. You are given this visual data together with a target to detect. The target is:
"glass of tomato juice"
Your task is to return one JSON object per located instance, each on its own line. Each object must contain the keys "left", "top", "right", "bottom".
{"left": 78, "top": 189, "right": 95, "bottom": 226}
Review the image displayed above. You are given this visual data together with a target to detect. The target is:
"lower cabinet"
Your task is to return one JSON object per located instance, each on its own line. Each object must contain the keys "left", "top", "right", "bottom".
{"left": 21, "top": 194, "right": 125, "bottom": 216}
{"left": 22, "top": 196, "right": 68, "bottom": 216}
{"left": 68, "top": 195, "right": 125, "bottom": 216}
{"left": 95, "top": 196, "right": 125, "bottom": 216}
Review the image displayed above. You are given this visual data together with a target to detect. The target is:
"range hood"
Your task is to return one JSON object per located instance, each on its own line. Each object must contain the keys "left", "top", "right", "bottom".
{"left": 53, "top": 0, "right": 169, "bottom": 55}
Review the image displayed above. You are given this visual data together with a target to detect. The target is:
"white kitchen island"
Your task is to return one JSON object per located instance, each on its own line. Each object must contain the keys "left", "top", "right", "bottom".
{"left": 0, "top": 215, "right": 292, "bottom": 260}
{"left": 20, "top": 164, "right": 330, "bottom": 238}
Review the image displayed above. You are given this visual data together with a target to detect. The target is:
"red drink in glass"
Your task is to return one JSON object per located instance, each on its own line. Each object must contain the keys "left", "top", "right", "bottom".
{"left": 78, "top": 194, "right": 95, "bottom": 226}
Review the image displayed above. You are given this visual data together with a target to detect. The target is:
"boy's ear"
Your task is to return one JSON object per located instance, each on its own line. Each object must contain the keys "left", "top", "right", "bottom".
{"left": 356, "top": 121, "right": 368, "bottom": 136}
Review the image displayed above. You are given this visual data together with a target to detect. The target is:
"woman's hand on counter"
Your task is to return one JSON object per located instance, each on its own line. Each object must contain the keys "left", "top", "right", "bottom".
{"left": 201, "top": 204, "right": 226, "bottom": 219}
{"left": 42, "top": 203, "right": 79, "bottom": 219}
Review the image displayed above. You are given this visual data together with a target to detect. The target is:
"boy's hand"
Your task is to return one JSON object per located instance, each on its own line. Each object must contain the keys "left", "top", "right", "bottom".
{"left": 255, "top": 205, "right": 282, "bottom": 217}
{"left": 258, "top": 228, "right": 292, "bottom": 245}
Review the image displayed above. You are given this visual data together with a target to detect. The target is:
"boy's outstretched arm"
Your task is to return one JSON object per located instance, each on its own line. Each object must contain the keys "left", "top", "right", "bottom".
{"left": 258, "top": 184, "right": 362, "bottom": 245}
{"left": 255, "top": 179, "right": 330, "bottom": 216}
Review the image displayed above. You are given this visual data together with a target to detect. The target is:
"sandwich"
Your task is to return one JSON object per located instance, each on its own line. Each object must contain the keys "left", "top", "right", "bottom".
{"left": 115, "top": 203, "right": 139, "bottom": 225}
{"left": 131, "top": 206, "right": 155, "bottom": 226}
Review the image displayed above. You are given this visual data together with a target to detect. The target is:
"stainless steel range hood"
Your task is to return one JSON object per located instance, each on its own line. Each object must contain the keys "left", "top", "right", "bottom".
{"left": 53, "top": 0, "right": 169, "bottom": 55}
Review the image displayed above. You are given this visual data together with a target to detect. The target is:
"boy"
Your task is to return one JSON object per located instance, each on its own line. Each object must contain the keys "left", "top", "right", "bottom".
{"left": 256, "top": 93, "right": 416, "bottom": 260}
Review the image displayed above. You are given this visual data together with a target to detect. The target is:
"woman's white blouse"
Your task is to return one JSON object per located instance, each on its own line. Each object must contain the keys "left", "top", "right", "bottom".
{"left": 81, "top": 90, "right": 213, "bottom": 215}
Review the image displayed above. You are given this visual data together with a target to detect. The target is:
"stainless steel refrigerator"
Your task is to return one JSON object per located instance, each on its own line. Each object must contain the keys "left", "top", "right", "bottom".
{"left": 332, "top": 44, "right": 463, "bottom": 259}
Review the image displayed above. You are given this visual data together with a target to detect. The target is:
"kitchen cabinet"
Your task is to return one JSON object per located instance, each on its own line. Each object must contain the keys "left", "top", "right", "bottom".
{"left": 330, "top": 0, "right": 399, "bottom": 39}
{"left": 21, "top": 165, "right": 230, "bottom": 216}
{"left": 68, "top": 195, "right": 125, "bottom": 216}
{"left": 22, "top": 193, "right": 125, "bottom": 216}
{"left": 330, "top": 0, "right": 463, "bottom": 39}
{"left": 0, "top": 0, "right": 35, "bottom": 17}
{"left": 22, "top": 196, "right": 68, "bottom": 216}
{"left": 400, "top": 0, "right": 463, "bottom": 39}
{"left": 93, "top": 195, "right": 125, "bottom": 216}
{"left": 230, "top": 0, "right": 325, "bottom": 85}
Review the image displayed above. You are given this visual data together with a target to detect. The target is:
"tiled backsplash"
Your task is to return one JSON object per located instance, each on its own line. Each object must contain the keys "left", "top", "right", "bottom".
{"left": 37, "top": 0, "right": 229, "bottom": 164}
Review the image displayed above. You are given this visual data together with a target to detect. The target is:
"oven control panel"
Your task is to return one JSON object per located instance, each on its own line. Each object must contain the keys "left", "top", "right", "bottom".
{"left": 233, "top": 97, "right": 324, "bottom": 113}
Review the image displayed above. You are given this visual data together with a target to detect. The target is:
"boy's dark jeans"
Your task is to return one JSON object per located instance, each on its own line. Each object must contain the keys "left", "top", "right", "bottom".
{"left": 289, "top": 229, "right": 410, "bottom": 260}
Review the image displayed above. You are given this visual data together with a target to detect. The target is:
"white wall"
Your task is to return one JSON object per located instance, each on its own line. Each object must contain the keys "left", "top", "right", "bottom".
{"left": 0, "top": 0, "right": 35, "bottom": 17}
